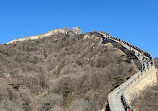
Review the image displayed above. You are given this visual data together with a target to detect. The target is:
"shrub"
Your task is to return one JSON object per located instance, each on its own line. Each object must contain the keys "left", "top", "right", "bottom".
{"left": 125, "top": 58, "right": 132, "bottom": 63}
{"left": 112, "top": 76, "right": 126, "bottom": 89}
{"left": 125, "top": 50, "right": 135, "bottom": 57}
{"left": 128, "top": 67, "right": 134, "bottom": 72}
{"left": 9, "top": 83, "right": 20, "bottom": 91}
{"left": 62, "top": 83, "right": 72, "bottom": 107}
{"left": 39, "top": 73, "right": 48, "bottom": 89}
{"left": 42, "top": 102, "right": 54, "bottom": 111}
{"left": 0, "top": 67, "right": 5, "bottom": 77}
{"left": 75, "top": 60, "right": 82, "bottom": 66}
{"left": 125, "top": 50, "right": 136, "bottom": 63}
{"left": 65, "top": 46, "right": 70, "bottom": 51}
{"left": 32, "top": 56, "right": 39, "bottom": 64}
{"left": 22, "top": 102, "right": 32, "bottom": 111}
{"left": 67, "top": 98, "right": 98, "bottom": 111}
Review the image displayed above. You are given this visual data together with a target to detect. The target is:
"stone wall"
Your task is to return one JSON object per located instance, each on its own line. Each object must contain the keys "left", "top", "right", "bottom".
{"left": 99, "top": 32, "right": 157, "bottom": 111}
{"left": 123, "top": 66, "right": 157, "bottom": 105}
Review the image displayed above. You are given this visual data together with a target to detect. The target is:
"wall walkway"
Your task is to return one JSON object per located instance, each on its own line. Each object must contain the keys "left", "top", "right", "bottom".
{"left": 99, "top": 32, "right": 157, "bottom": 111}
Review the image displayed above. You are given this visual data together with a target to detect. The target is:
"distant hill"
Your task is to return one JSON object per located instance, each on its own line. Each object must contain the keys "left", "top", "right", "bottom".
{"left": 0, "top": 29, "right": 139, "bottom": 111}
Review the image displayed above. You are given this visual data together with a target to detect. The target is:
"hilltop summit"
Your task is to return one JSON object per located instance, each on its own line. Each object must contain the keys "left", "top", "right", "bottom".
{"left": 7, "top": 27, "right": 81, "bottom": 44}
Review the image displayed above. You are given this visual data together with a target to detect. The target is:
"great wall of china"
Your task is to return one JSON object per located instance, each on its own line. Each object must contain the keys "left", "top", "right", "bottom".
{"left": 6, "top": 28, "right": 157, "bottom": 111}
{"left": 99, "top": 32, "right": 157, "bottom": 111}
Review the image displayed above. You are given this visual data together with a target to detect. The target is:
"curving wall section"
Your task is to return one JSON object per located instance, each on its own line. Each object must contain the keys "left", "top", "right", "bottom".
{"left": 99, "top": 32, "right": 157, "bottom": 111}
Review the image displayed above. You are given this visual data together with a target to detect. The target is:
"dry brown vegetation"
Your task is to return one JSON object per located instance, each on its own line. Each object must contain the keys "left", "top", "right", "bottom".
{"left": 132, "top": 58, "right": 158, "bottom": 111}
{"left": 0, "top": 31, "right": 138, "bottom": 111}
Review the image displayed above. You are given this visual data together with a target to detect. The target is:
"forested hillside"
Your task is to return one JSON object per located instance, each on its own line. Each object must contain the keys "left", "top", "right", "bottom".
{"left": 0, "top": 31, "right": 138, "bottom": 111}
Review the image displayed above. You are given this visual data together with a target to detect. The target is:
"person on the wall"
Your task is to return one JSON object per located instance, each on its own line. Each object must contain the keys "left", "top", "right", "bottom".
{"left": 127, "top": 109, "right": 132, "bottom": 111}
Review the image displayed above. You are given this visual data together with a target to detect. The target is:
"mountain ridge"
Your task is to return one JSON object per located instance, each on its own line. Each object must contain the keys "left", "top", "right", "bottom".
{"left": 0, "top": 28, "right": 157, "bottom": 111}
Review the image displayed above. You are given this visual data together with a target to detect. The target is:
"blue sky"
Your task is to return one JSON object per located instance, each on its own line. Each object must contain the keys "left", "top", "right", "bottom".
{"left": 0, "top": 0, "right": 158, "bottom": 57}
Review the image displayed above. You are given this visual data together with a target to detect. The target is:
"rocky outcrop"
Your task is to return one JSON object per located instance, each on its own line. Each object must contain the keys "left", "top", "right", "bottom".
{"left": 72, "top": 27, "right": 81, "bottom": 34}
